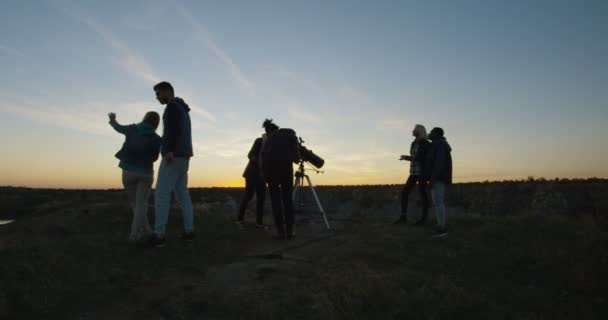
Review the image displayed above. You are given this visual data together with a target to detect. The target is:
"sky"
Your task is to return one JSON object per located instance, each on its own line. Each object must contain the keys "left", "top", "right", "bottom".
{"left": 0, "top": 0, "right": 607, "bottom": 188}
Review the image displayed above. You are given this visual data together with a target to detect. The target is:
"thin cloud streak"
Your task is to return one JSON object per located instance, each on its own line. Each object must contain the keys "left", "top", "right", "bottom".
{"left": 0, "top": 45, "right": 25, "bottom": 57}
{"left": 51, "top": 0, "right": 160, "bottom": 84}
{"left": 176, "top": 4, "right": 255, "bottom": 95}
{"left": 0, "top": 100, "right": 161, "bottom": 137}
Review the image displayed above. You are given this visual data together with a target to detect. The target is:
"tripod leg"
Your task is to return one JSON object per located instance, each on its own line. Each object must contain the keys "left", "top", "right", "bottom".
{"left": 292, "top": 176, "right": 301, "bottom": 202}
{"left": 305, "top": 175, "right": 331, "bottom": 230}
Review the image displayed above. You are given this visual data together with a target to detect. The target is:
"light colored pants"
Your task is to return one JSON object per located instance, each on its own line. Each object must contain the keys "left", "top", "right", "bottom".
{"left": 122, "top": 170, "right": 153, "bottom": 241}
{"left": 431, "top": 182, "right": 447, "bottom": 229}
{"left": 154, "top": 157, "right": 194, "bottom": 236}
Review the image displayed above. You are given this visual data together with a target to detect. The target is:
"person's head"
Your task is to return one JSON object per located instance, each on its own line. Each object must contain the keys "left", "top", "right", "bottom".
{"left": 143, "top": 111, "right": 160, "bottom": 129}
{"left": 412, "top": 124, "right": 427, "bottom": 139}
{"left": 428, "top": 127, "right": 445, "bottom": 140}
{"left": 153, "top": 81, "right": 174, "bottom": 105}
{"left": 262, "top": 118, "right": 279, "bottom": 134}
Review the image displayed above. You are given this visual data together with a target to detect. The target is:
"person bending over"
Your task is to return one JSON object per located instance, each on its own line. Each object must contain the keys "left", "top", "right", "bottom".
{"left": 237, "top": 133, "right": 268, "bottom": 230}
{"left": 261, "top": 119, "right": 301, "bottom": 240}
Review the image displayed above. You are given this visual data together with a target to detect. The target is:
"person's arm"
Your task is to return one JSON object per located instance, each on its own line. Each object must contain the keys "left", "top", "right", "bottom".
{"left": 108, "top": 113, "right": 128, "bottom": 134}
{"left": 163, "top": 104, "right": 180, "bottom": 155}
{"left": 248, "top": 138, "right": 262, "bottom": 160}
{"left": 151, "top": 137, "right": 161, "bottom": 163}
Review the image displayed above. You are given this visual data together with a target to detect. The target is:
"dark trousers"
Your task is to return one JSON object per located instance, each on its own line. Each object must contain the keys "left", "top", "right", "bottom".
{"left": 237, "top": 176, "right": 266, "bottom": 224}
{"left": 265, "top": 161, "right": 294, "bottom": 236}
{"left": 401, "top": 175, "right": 429, "bottom": 218}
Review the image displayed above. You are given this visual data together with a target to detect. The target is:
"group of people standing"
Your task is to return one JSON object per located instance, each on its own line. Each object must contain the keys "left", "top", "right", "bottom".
{"left": 110, "top": 81, "right": 453, "bottom": 246}
{"left": 395, "top": 124, "right": 452, "bottom": 237}
{"left": 109, "top": 81, "right": 195, "bottom": 247}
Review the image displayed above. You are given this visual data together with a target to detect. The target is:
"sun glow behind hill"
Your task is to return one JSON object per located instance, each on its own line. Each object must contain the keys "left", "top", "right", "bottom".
{"left": 0, "top": 0, "right": 607, "bottom": 188}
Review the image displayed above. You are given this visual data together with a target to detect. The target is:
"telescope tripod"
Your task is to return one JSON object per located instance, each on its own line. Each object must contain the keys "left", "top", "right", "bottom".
{"left": 292, "top": 162, "right": 331, "bottom": 230}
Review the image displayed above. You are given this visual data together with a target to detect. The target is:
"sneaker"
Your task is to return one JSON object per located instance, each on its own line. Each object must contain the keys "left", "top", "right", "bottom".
{"left": 149, "top": 235, "right": 166, "bottom": 248}
{"left": 181, "top": 232, "right": 195, "bottom": 242}
{"left": 431, "top": 228, "right": 448, "bottom": 238}
{"left": 272, "top": 233, "right": 286, "bottom": 241}
{"left": 413, "top": 217, "right": 427, "bottom": 226}
{"left": 255, "top": 223, "right": 271, "bottom": 231}
{"left": 393, "top": 215, "right": 408, "bottom": 225}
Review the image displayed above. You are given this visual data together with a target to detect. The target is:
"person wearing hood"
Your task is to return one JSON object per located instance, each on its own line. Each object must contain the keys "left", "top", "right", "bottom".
{"left": 237, "top": 132, "right": 269, "bottom": 230}
{"left": 428, "top": 127, "right": 452, "bottom": 238}
{"left": 108, "top": 111, "right": 162, "bottom": 242}
{"left": 150, "top": 81, "right": 195, "bottom": 247}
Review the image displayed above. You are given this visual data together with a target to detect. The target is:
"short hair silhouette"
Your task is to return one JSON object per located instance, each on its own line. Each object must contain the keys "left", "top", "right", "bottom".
{"left": 153, "top": 81, "right": 174, "bottom": 94}
{"left": 430, "top": 127, "right": 444, "bottom": 138}
{"left": 262, "top": 118, "right": 279, "bottom": 133}
{"left": 144, "top": 111, "right": 160, "bottom": 129}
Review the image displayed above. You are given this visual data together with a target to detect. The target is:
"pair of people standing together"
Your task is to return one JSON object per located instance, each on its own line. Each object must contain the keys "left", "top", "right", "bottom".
{"left": 396, "top": 125, "right": 452, "bottom": 237}
{"left": 237, "top": 119, "right": 301, "bottom": 240}
{"left": 109, "top": 81, "right": 194, "bottom": 247}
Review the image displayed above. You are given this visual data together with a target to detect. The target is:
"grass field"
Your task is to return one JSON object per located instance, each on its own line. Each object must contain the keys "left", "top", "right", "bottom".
{"left": 0, "top": 189, "right": 607, "bottom": 319}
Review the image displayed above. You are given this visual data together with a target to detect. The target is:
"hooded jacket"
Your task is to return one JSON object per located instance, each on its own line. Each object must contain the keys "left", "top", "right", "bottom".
{"left": 242, "top": 137, "right": 264, "bottom": 180}
{"left": 429, "top": 137, "right": 453, "bottom": 184}
{"left": 161, "top": 97, "right": 193, "bottom": 157}
{"left": 110, "top": 120, "right": 162, "bottom": 175}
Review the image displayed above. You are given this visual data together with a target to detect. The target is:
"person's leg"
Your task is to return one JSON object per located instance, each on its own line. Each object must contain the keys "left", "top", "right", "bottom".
{"left": 133, "top": 174, "right": 153, "bottom": 240}
{"left": 141, "top": 176, "right": 153, "bottom": 234}
{"left": 416, "top": 178, "right": 429, "bottom": 224}
{"left": 281, "top": 165, "right": 295, "bottom": 236}
{"left": 238, "top": 178, "right": 256, "bottom": 221}
{"left": 267, "top": 169, "right": 285, "bottom": 236}
{"left": 396, "top": 175, "right": 417, "bottom": 223}
{"left": 122, "top": 171, "right": 139, "bottom": 240}
{"left": 154, "top": 158, "right": 179, "bottom": 238}
{"left": 172, "top": 158, "right": 194, "bottom": 234}
{"left": 255, "top": 179, "right": 267, "bottom": 225}
{"left": 432, "top": 182, "right": 447, "bottom": 230}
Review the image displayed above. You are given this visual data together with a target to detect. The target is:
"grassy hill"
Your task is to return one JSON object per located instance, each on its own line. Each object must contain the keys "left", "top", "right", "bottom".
{"left": 0, "top": 183, "right": 607, "bottom": 319}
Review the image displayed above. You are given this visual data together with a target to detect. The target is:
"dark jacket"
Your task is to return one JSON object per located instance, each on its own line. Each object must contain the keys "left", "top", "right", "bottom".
{"left": 410, "top": 139, "right": 431, "bottom": 179}
{"left": 243, "top": 137, "right": 264, "bottom": 180}
{"left": 428, "top": 137, "right": 452, "bottom": 184}
{"left": 161, "top": 97, "right": 193, "bottom": 157}
{"left": 110, "top": 120, "right": 162, "bottom": 174}
{"left": 261, "top": 128, "right": 301, "bottom": 165}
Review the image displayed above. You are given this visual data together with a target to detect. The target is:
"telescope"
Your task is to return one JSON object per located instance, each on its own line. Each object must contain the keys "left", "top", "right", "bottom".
{"left": 298, "top": 137, "right": 325, "bottom": 169}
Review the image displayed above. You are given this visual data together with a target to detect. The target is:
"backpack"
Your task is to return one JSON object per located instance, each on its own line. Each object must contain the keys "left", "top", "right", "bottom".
{"left": 262, "top": 128, "right": 300, "bottom": 163}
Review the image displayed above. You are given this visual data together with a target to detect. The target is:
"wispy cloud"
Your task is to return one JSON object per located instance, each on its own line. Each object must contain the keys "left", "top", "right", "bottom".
{"left": 0, "top": 45, "right": 24, "bottom": 57}
{"left": 0, "top": 103, "right": 112, "bottom": 137}
{"left": 188, "top": 103, "right": 217, "bottom": 123}
{"left": 176, "top": 4, "right": 255, "bottom": 96}
{"left": 51, "top": 0, "right": 160, "bottom": 84}
{"left": 288, "top": 107, "right": 322, "bottom": 124}
{"left": 0, "top": 99, "right": 163, "bottom": 137}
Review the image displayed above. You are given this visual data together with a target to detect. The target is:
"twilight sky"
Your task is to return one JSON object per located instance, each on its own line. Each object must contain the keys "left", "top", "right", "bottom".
{"left": 0, "top": 0, "right": 607, "bottom": 188}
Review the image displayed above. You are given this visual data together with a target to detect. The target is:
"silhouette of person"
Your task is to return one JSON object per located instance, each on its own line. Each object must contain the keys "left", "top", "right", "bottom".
{"left": 395, "top": 124, "right": 431, "bottom": 225}
{"left": 236, "top": 133, "right": 268, "bottom": 229}
{"left": 150, "top": 81, "right": 195, "bottom": 247}
{"left": 261, "top": 119, "right": 301, "bottom": 240}
{"left": 428, "top": 127, "right": 452, "bottom": 237}
{"left": 108, "top": 111, "right": 161, "bottom": 242}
